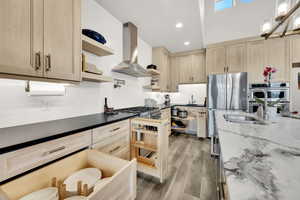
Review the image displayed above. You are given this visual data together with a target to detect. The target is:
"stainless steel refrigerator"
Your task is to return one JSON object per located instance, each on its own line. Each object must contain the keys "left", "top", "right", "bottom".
{"left": 207, "top": 72, "right": 248, "bottom": 137}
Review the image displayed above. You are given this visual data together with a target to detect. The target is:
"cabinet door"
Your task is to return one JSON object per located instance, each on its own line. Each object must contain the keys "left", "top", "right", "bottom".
{"left": 206, "top": 46, "right": 226, "bottom": 75}
{"left": 0, "top": 0, "right": 43, "bottom": 77}
{"left": 191, "top": 53, "right": 206, "bottom": 83}
{"left": 264, "top": 38, "right": 289, "bottom": 82}
{"left": 159, "top": 52, "right": 170, "bottom": 92}
{"left": 290, "top": 35, "right": 300, "bottom": 64}
{"left": 170, "top": 56, "right": 179, "bottom": 92}
{"left": 179, "top": 55, "right": 193, "bottom": 83}
{"left": 246, "top": 40, "right": 265, "bottom": 83}
{"left": 226, "top": 43, "right": 246, "bottom": 73}
{"left": 44, "top": 0, "right": 81, "bottom": 81}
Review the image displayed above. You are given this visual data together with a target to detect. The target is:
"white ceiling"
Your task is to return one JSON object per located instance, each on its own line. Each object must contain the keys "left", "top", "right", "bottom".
{"left": 96, "top": 0, "right": 276, "bottom": 52}
{"left": 96, "top": 0, "right": 203, "bottom": 53}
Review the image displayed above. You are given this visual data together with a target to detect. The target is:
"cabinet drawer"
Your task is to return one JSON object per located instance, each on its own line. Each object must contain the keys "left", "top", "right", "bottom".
{"left": 0, "top": 131, "right": 91, "bottom": 182}
{"left": 92, "top": 132, "right": 129, "bottom": 160}
{"left": 0, "top": 150, "right": 137, "bottom": 200}
{"left": 92, "top": 120, "right": 130, "bottom": 144}
{"left": 161, "top": 109, "right": 171, "bottom": 120}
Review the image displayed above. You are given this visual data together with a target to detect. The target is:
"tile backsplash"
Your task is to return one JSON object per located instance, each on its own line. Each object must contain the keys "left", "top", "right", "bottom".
{"left": 145, "top": 84, "right": 207, "bottom": 105}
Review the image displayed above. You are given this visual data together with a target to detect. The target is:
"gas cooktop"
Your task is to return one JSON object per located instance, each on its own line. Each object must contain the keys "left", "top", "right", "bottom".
{"left": 116, "top": 106, "right": 161, "bottom": 119}
{"left": 116, "top": 106, "right": 158, "bottom": 114}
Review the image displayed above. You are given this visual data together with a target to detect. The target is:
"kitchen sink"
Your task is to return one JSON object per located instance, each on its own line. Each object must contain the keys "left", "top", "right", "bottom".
{"left": 223, "top": 114, "right": 267, "bottom": 125}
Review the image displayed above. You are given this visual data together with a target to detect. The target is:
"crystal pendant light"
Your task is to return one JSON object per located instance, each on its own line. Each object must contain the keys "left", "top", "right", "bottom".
{"left": 261, "top": 19, "right": 273, "bottom": 35}
{"left": 275, "top": 0, "right": 291, "bottom": 21}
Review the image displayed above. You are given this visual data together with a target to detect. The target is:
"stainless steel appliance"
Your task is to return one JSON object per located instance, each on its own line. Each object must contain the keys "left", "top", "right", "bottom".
{"left": 207, "top": 72, "right": 248, "bottom": 111}
{"left": 112, "top": 23, "right": 150, "bottom": 77}
{"left": 249, "top": 82, "right": 290, "bottom": 113}
{"left": 207, "top": 72, "right": 248, "bottom": 138}
{"left": 117, "top": 106, "right": 161, "bottom": 119}
{"left": 207, "top": 72, "right": 248, "bottom": 200}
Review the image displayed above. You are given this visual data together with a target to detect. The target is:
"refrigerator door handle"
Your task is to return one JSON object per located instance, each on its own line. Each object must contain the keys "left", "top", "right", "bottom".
{"left": 211, "top": 136, "right": 220, "bottom": 157}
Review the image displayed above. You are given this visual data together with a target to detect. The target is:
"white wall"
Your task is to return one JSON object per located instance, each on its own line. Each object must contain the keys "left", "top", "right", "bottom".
{"left": 204, "top": 0, "right": 275, "bottom": 45}
{"left": 0, "top": 0, "right": 152, "bottom": 128}
{"left": 145, "top": 84, "right": 207, "bottom": 105}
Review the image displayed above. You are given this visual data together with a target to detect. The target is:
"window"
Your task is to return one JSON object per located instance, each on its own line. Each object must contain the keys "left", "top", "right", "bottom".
{"left": 215, "top": 0, "right": 234, "bottom": 11}
{"left": 215, "top": 0, "right": 254, "bottom": 11}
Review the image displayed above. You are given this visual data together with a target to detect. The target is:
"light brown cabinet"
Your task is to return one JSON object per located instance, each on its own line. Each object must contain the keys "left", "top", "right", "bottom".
{"left": 264, "top": 38, "right": 289, "bottom": 82}
{"left": 0, "top": 0, "right": 81, "bottom": 82}
{"left": 289, "top": 35, "right": 300, "bottom": 64}
{"left": 226, "top": 43, "right": 246, "bottom": 73}
{"left": 172, "top": 50, "right": 206, "bottom": 84}
{"left": 206, "top": 43, "right": 245, "bottom": 75}
{"left": 0, "top": 130, "right": 91, "bottom": 182}
{"left": 0, "top": 0, "right": 43, "bottom": 77}
{"left": 246, "top": 38, "right": 289, "bottom": 83}
{"left": 178, "top": 55, "right": 193, "bottom": 84}
{"left": 246, "top": 40, "right": 265, "bottom": 83}
{"left": 153, "top": 47, "right": 171, "bottom": 92}
{"left": 92, "top": 120, "right": 130, "bottom": 160}
{"left": 206, "top": 46, "right": 226, "bottom": 74}
{"left": 191, "top": 53, "right": 206, "bottom": 82}
{"left": 170, "top": 56, "right": 180, "bottom": 92}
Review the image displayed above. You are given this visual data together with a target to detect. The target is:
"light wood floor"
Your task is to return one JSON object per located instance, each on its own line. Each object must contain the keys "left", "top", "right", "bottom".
{"left": 136, "top": 134, "right": 218, "bottom": 200}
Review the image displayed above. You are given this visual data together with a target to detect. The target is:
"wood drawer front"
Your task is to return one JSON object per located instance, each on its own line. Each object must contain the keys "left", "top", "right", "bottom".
{"left": 92, "top": 133, "right": 129, "bottom": 160}
{"left": 0, "top": 131, "right": 91, "bottom": 182}
{"left": 92, "top": 120, "right": 130, "bottom": 144}
{"left": 0, "top": 150, "right": 137, "bottom": 200}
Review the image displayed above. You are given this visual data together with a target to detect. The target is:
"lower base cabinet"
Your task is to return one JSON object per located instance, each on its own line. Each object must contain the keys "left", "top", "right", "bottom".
{"left": 91, "top": 120, "right": 130, "bottom": 161}
{"left": 0, "top": 150, "right": 137, "bottom": 200}
{"left": 0, "top": 130, "right": 92, "bottom": 182}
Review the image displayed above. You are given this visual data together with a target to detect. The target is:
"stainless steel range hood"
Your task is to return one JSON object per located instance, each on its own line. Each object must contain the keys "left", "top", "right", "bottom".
{"left": 112, "top": 22, "right": 150, "bottom": 77}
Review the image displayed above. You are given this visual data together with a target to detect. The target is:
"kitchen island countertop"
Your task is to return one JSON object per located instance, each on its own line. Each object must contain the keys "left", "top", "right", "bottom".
{"left": 215, "top": 110, "right": 300, "bottom": 200}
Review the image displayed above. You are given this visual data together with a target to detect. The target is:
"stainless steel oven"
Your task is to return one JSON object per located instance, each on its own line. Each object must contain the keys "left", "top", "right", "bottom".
{"left": 249, "top": 83, "right": 290, "bottom": 102}
{"left": 249, "top": 82, "right": 290, "bottom": 113}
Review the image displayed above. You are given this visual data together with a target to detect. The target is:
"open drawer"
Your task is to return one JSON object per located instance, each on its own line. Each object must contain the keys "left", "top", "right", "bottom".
{"left": 0, "top": 150, "right": 137, "bottom": 200}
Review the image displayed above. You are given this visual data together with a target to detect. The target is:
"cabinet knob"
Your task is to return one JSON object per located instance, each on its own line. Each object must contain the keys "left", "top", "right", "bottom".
{"left": 34, "top": 52, "right": 41, "bottom": 71}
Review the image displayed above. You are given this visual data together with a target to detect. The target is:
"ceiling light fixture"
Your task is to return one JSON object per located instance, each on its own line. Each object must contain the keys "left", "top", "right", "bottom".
{"left": 184, "top": 41, "right": 190, "bottom": 46}
{"left": 175, "top": 22, "right": 183, "bottom": 28}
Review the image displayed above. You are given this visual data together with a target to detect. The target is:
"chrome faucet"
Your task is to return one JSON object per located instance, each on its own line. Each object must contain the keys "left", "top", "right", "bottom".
{"left": 189, "top": 95, "right": 196, "bottom": 104}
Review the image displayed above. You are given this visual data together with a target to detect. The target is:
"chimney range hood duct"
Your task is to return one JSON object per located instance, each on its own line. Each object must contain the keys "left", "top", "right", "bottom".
{"left": 112, "top": 22, "right": 150, "bottom": 77}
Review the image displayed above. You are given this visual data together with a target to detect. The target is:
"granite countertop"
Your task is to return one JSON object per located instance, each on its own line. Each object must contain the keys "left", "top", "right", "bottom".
{"left": 215, "top": 110, "right": 300, "bottom": 200}
{"left": 0, "top": 112, "right": 138, "bottom": 154}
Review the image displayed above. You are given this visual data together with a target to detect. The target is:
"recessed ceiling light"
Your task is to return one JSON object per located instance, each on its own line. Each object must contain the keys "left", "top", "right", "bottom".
{"left": 175, "top": 22, "right": 183, "bottom": 28}
{"left": 184, "top": 41, "right": 190, "bottom": 46}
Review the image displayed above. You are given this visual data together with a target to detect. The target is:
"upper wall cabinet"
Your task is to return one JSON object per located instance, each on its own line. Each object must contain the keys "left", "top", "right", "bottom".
{"left": 246, "top": 40, "right": 265, "bottom": 83}
{"left": 206, "top": 43, "right": 245, "bottom": 75}
{"left": 169, "top": 56, "right": 180, "bottom": 92}
{"left": 171, "top": 50, "right": 206, "bottom": 85}
{"left": 206, "top": 46, "right": 226, "bottom": 74}
{"left": 246, "top": 38, "right": 289, "bottom": 83}
{"left": 226, "top": 43, "right": 246, "bottom": 73}
{"left": 153, "top": 47, "right": 171, "bottom": 92}
{"left": 207, "top": 36, "right": 290, "bottom": 83}
{"left": 178, "top": 55, "right": 193, "bottom": 84}
{"left": 0, "top": 0, "right": 81, "bottom": 82}
{"left": 191, "top": 52, "right": 206, "bottom": 83}
{"left": 0, "top": 0, "right": 43, "bottom": 77}
{"left": 264, "top": 38, "right": 289, "bottom": 82}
